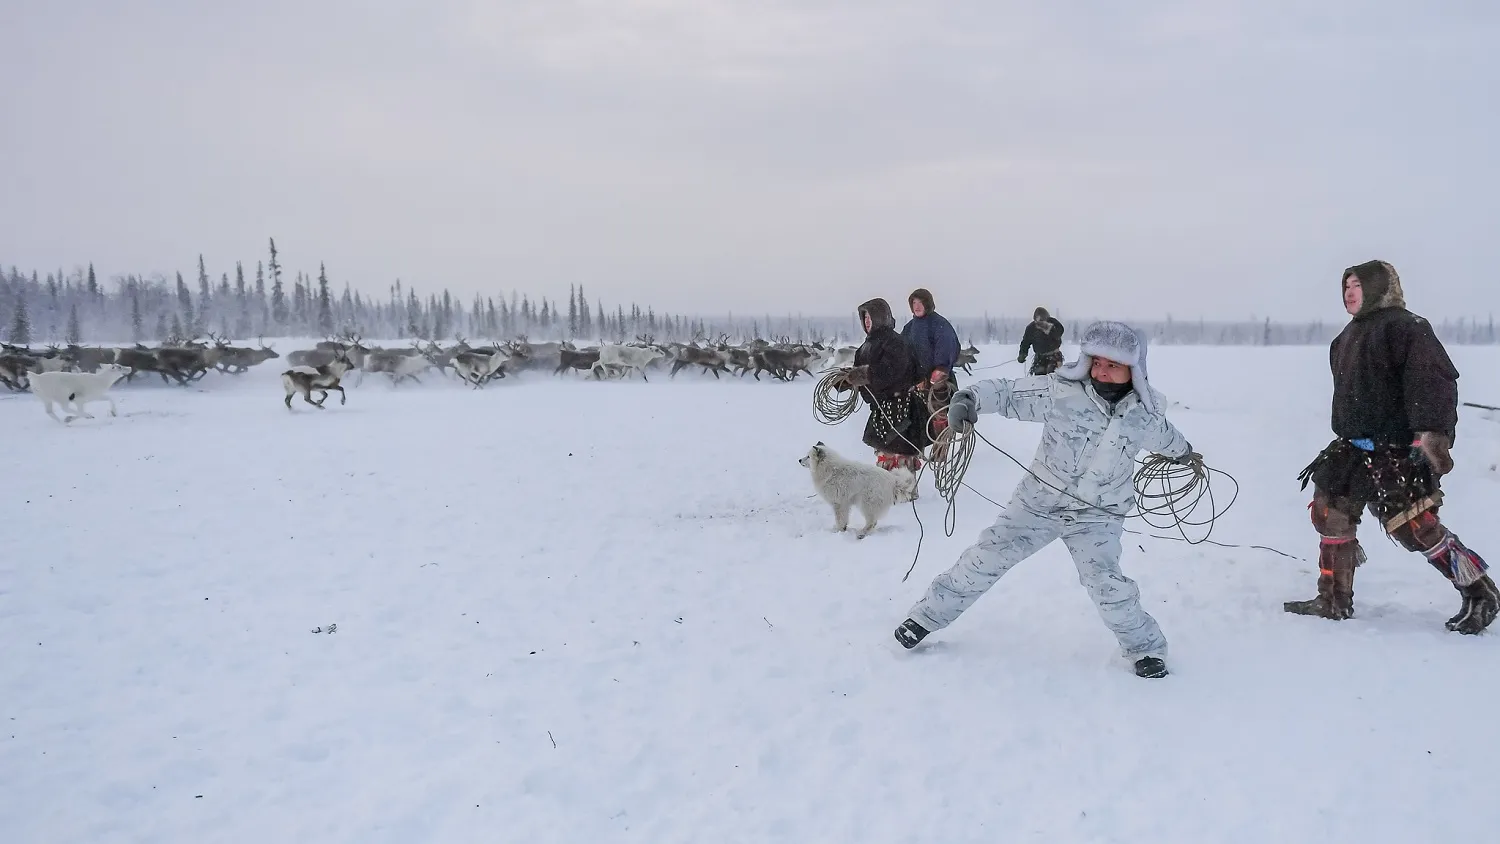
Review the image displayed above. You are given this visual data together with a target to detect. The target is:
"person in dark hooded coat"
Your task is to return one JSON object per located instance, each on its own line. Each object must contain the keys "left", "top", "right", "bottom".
{"left": 838, "top": 298, "right": 927, "bottom": 471}
{"left": 901, "top": 288, "right": 961, "bottom": 385}
{"left": 902, "top": 288, "right": 963, "bottom": 441}
{"left": 1288, "top": 259, "right": 1498, "bottom": 633}
{"left": 1019, "top": 307, "right": 1066, "bottom": 375}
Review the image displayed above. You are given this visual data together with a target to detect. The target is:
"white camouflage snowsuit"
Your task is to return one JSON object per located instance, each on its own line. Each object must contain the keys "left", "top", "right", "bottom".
{"left": 906, "top": 372, "right": 1191, "bottom": 660}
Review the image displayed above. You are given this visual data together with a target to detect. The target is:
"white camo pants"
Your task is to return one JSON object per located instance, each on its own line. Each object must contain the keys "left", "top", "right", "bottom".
{"left": 907, "top": 502, "right": 1167, "bottom": 660}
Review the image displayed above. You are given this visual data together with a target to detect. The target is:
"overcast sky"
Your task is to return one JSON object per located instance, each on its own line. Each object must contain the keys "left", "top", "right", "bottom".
{"left": 3, "top": 1, "right": 1497, "bottom": 321}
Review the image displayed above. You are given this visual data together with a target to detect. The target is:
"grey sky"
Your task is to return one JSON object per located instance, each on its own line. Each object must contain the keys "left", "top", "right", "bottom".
{"left": 4, "top": 1, "right": 1497, "bottom": 321}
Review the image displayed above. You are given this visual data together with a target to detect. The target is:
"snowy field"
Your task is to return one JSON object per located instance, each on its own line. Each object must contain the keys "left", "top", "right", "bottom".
{"left": 4, "top": 341, "right": 1500, "bottom": 843}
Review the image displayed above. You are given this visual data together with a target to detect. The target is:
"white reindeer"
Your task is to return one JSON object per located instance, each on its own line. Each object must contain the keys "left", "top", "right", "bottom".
{"left": 30, "top": 363, "right": 130, "bottom": 424}
{"left": 282, "top": 350, "right": 354, "bottom": 410}
{"left": 592, "top": 343, "right": 666, "bottom": 380}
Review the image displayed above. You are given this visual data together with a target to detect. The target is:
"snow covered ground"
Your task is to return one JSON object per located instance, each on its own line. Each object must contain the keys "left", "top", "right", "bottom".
{"left": 3, "top": 341, "right": 1500, "bottom": 843}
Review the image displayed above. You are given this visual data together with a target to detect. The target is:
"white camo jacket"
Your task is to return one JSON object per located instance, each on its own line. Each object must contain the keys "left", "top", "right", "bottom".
{"left": 967, "top": 374, "right": 1191, "bottom": 516}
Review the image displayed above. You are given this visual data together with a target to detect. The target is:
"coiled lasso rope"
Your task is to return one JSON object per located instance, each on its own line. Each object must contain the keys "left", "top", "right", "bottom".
{"left": 811, "top": 368, "right": 862, "bottom": 425}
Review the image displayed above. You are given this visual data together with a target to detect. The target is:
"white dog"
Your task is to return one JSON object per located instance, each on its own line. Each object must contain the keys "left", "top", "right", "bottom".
{"left": 30, "top": 363, "right": 130, "bottom": 424}
{"left": 800, "top": 442, "right": 918, "bottom": 538}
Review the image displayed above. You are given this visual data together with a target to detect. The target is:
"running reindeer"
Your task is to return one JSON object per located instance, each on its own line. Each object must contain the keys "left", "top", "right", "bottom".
{"left": 282, "top": 348, "right": 355, "bottom": 410}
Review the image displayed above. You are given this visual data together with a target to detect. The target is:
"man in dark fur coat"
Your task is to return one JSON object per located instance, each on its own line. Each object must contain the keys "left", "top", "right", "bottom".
{"left": 1019, "top": 307, "right": 1066, "bottom": 375}
{"left": 901, "top": 288, "right": 962, "bottom": 441}
{"left": 1288, "top": 260, "right": 1498, "bottom": 633}
{"left": 837, "top": 298, "right": 927, "bottom": 472}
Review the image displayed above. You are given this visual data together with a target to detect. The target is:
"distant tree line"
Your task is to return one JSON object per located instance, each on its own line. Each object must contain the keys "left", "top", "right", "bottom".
{"left": 3, "top": 240, "right": 1496, "bottom": 346}
{"left": 0, "top": 239, "right": 728, "bottom": 347}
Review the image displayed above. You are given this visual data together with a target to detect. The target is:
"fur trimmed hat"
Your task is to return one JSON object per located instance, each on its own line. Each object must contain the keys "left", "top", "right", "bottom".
{"left": 1342, "top": 260, "right": 1406, "bottom": 317}
{"left": 1055, "top": 320, "right": 1160, "bottom": 414}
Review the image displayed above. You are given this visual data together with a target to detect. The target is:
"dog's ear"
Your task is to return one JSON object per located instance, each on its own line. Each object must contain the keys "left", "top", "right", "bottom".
{"left": 815, "top": 441, "right": 824, "bottom": 447}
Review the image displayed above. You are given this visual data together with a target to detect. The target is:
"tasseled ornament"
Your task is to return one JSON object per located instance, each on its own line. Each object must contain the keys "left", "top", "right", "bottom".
{"left": 1425, "top": 533, "right": 1489, "bottom": 587}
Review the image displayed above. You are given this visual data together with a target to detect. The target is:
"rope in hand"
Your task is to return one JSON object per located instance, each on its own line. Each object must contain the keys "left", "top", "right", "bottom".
{"left": 812, "top": 368, "right": 861, "bottom": 425}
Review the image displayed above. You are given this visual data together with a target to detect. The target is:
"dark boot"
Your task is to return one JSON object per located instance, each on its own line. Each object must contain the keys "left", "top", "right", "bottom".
{"left": 894, "top": 618, "right": 929, "bottom": 649}
{"left": 1284, "top": 538, "right": 1359, "bottom": 619}
{"left": 1447, "top": 575, "right": 1500, "bottom": 635}
{"left": 1283, "top": 568, "right": 1336, "bottom": 617}
{"left": 1417, "top": 531, "right": 1496, "bottom": 634}
{"left": 1134, "top": 656, "right": 1168, "bottom": 678}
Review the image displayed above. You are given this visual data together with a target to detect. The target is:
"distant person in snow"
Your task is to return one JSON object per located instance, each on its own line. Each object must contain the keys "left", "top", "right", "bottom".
{"left": 893, "top": 321, "right": 1200, "bottom": 679}
{"left": 900, "top": 288, "right": 962, "bottom": 439}
{"left": 833, "top": 297, "right": 927, "bottom": 473}
{"left": 1288, "top": 260, "right": 1498, "bottom": 633}
{"left": 1018, "top": 307, "right": 1065, "bottom": 375}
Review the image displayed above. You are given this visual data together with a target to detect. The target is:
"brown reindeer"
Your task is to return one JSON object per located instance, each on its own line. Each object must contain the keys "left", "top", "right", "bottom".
{"left": 281, "top": 349, "right": 354, "bottom": 409}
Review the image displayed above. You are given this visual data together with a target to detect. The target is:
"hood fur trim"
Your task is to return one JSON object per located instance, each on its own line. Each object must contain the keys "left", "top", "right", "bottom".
{"left": 1343, "top": 260, "right": 1406, "bottom": 317}
{"left": 858, "top": 298, "right": 896, "bottom": 332}
{"left": 908, "top": 288, "right": 935, "bottom": 314}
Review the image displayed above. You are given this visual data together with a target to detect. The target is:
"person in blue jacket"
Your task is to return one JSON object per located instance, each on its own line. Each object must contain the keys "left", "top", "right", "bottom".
{"left": 901, "top": 288, "right": 962, "bottom": 438}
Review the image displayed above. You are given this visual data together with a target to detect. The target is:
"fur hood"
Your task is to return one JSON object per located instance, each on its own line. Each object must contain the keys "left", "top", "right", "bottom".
{"left": 908, "top": 288, "right": 935, "bottom": 314}
{"left": 858, "top": 298, "right": 897, "bottom": 332}
{"left": 1034, "top": 306, "right": 1051, "bottom": 322}
{"left": 1343, "top": 260, "right": 1406, "bottom": 318}
{"left": 1055, "top": 320, "right": 1162, "bottom": 415}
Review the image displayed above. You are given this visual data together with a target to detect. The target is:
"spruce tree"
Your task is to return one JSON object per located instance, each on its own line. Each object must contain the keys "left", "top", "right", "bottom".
{"left": 268, "top": 239, "right": 287, "bottom": 329}
{"left": 568, "top": 285, "right": 579, "bottom": 337}
{"left": 270, "top": 275, "right": 287, "bottom": 330}
{"left": 66, "top": 302, "right": 82, "bottom": 344}
{"left": 197, "top": 254, "right": 212, "bottom": 332}
{"left": 317, "top": 262, "right": 334, "bottom": 334}
{"left": 130, "top": 283, "right": 145, "bottom": 343}
{"left": 254, "top": 261, "right": 268, "bottom": 329}
{"left": 7, "top": 292, "right": 31, "bottom": 344}
{"left": 235, "top": 263, "right": 250, "bottom": 337}
{"left": 175, "top": 272, "right": 195, "bottom": 336}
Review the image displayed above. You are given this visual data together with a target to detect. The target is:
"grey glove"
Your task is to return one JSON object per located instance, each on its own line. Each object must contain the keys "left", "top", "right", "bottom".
{"left": 1171, "top": 445, "right": 1204, "bottom": 469}
{"left": 946, "top": 389, "right": 979, "bottom": 430}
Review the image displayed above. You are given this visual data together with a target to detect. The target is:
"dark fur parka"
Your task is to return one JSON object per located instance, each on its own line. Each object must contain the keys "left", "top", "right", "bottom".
{"left": 851, "top": 298, "right": 926, "bottom": 455}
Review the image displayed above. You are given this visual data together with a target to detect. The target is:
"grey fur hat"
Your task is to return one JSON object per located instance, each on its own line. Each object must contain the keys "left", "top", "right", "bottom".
{"left": 1055, "top": 320, "right": 1160, "bottom": 414}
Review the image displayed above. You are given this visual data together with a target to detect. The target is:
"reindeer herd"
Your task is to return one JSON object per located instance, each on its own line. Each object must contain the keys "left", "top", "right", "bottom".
{"left": 0, "top": 333, "right": 281, "bottom": 392}
{"left": 1, "top": 330, "right": 983, "bottom": 413}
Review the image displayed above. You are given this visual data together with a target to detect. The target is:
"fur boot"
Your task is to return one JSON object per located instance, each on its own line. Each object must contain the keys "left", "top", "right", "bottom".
{"left": 1284, "top": 537, "right": 1362, "bottom": 619}
{"left": 1421, "top": 531, "right": 1499, "bottom": 633}
{"left": 876, "top": 451, "right": 922, "bottom": 473}
{"left": 1446, "top": 575, "right": 1500, "bottom": 634}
